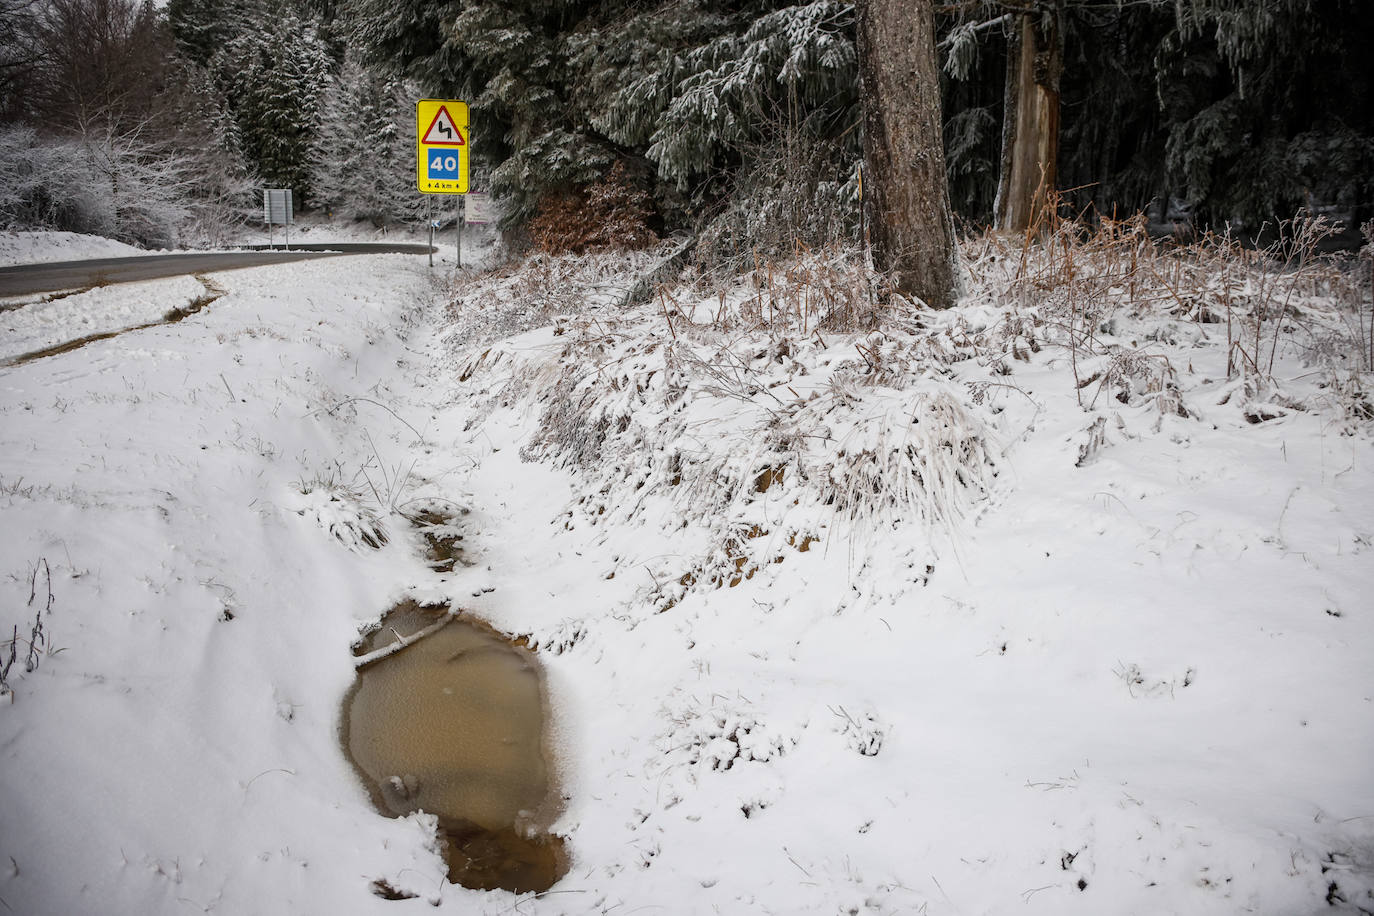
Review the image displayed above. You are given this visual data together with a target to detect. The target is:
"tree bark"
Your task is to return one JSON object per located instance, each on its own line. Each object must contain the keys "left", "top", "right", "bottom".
{"left": 994, "top": 3, "right": 1063, "bottom": 232}
{"left": 855, "top": 0, "right": 959, "bottom": 309}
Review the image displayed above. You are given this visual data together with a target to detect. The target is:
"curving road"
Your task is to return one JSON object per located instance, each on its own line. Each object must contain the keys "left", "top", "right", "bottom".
{"left": 0, "top": 243, "right": 437, "bottom": 298}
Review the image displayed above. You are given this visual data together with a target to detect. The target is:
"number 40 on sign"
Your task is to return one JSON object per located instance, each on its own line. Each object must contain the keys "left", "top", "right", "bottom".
{"left": 416, "top": 99, "right": 469, "bottom": 194}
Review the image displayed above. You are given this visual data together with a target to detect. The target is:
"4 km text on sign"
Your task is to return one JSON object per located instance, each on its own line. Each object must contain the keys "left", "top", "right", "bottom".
{"left": 416, "top": 99, "right": 469, "bottom": 194}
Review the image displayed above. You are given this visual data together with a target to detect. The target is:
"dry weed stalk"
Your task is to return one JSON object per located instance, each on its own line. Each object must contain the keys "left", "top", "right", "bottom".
{"left": 980, "top": 205, "right": 1359, "bottom": 414}
{"left": 2, "top": 559, "right": 55, "bottom": 698}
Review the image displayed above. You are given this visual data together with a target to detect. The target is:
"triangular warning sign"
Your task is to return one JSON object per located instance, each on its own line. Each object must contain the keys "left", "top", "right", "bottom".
{"left": 421, "top": 106, "right": 465, "bottom": 146}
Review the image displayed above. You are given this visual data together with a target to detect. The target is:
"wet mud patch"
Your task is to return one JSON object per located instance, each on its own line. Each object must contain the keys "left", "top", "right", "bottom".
{"left": 344, "top": 601, "right": 567, "bottom": 894}
{"left": 403, "top": 505, "right": 470, "bottom": 572}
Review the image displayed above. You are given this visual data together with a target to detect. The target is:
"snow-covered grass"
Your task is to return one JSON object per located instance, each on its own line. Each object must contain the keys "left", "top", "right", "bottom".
{"left": 1, "top": 227, "right": 1371, "bottom": 915}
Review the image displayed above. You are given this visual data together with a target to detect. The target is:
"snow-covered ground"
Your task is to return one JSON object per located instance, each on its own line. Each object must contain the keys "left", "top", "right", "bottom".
{"left": 0, "top": 231, "right": 1371, "bottom": 915}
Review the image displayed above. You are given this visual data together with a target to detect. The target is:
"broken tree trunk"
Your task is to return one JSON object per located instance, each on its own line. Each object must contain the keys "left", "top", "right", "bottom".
{"left": 994, "top": 2, "right": 1064, "bottom": 233}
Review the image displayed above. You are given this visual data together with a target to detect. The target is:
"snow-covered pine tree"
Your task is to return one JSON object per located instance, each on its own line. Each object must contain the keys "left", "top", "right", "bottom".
{"left": 565, "top": 0, "right": 863, "bottom": 256}
{"left": 166, "top": 0, "right": 256, "bottom": 66}
{"left": 224, "top": 12, "right": 333, "bottom": 207}
{"left": 157, "top": 58, "right": 260, "bottom": 244}
{"left": 344, "top": 0, "right": 576, "bottom": 223}
{"left": 342, "top": 0, "right": 1370, "bottom": 240}
{"left": 313, "top": 54, "right": 426, "bottom": 230}
{"left": 937, "top": 0, "right": 1373, "bottom": 232}
{"left": 1158, "top": 0, "right": 1374, "bottom": 229}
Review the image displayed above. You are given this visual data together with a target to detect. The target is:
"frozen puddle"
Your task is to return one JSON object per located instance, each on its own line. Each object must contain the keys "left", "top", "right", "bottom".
{"left": 344, "top": 601, "right": 567, "bottom": 893}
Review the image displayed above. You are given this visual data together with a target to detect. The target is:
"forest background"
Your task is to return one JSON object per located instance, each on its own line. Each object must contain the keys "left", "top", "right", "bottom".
{"left": 0, "top": 0, "right": 1371, "bottom": 260}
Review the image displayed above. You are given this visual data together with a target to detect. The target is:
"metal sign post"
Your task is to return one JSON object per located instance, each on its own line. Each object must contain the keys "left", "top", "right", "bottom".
{"left": 415, "top": 99, "right": 470, "bottom": 271}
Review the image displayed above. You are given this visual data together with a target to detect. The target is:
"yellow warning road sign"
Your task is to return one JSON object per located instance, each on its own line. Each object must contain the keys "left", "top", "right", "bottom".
{"left": 416, "top": 99, "right": 469, "bottom": 194}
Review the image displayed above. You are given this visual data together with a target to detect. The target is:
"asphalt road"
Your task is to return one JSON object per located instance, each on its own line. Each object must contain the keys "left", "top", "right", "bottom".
{"left": 0, "top": 243, "right": 437, "bottom": 297}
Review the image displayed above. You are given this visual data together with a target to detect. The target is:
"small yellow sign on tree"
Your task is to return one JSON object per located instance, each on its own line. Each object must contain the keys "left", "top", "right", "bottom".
{"left": 416, "top": 100, "right": 469, "bottom": 194}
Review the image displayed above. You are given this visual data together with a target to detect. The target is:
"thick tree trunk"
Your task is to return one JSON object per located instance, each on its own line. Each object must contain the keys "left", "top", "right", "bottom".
{"left": 855, "top": 0, "right": 959, "bottom": 309}
{"left": 994, "top": 3, "right": 1063, "bottom": 233}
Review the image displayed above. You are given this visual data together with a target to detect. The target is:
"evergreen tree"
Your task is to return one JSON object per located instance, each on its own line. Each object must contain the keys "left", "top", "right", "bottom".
{"left": 167, "top": 0, "right": 340, "bottom": 210}
{"left": 1158, "top": 0, "right": 1374, "bottom": 228}
{"left": 336, "top": 0, "right": 1372, "bottom": 239}
{"left": 313, "top": 54, "right": 426, "bottom": 229}
{"left": 157, "top": 58, "right": 259, "bottom": 243}
{"left": 165, "top": 0, "right": 254, "bottom": 66}
{"left": 940, "top": 0, "right": 1374, "bottom": 232}
{"left": 222, "top": 12, "right": 332, "bottom": 206}
{"left": 345, "top": 0, "right": 585, "bottom": 220}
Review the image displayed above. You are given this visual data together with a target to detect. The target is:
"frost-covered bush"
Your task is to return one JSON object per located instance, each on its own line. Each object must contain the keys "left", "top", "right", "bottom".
{"left": 290, "top": 476, "right": 390, "bottom": 552}
{"left": 446, "top": 218, "right": 1374, "bottom": 615}
{"left": 0, "top": 122, "right": 259, "bottom": 247}
{"left": 0, "top": 127, "right": 105, "bottom": 236}
{"left": 483, "top": 247, "right": 1000, "bottom": 608}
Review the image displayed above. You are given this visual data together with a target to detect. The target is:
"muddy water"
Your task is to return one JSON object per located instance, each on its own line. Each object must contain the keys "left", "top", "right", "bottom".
{"left": 344, "top": 603, "right": 566, "bottom": 893}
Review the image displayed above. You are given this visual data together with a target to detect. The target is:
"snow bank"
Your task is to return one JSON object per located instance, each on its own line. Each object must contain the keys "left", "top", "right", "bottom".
{"left": 0, "top": 230, "right": 146, "bottom": 267}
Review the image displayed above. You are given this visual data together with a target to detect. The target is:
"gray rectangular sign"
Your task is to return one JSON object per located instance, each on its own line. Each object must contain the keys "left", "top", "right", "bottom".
{"left": 263, "top": 189, "right": 293, "bottom": 225}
